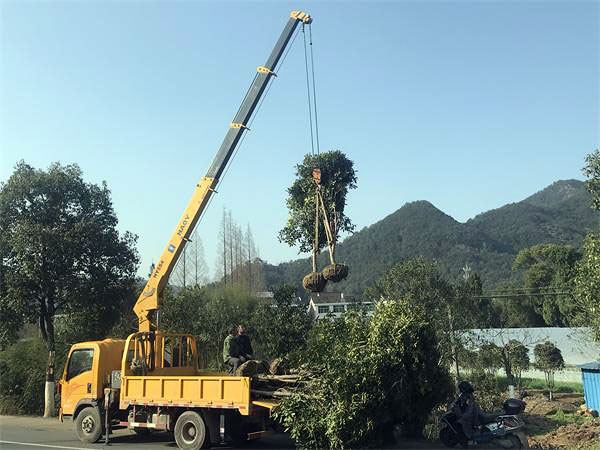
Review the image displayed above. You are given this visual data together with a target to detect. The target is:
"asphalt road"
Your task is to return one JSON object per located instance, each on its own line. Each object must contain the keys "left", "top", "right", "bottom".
{"left": 0, "top": 416, "right": 295, "bottom": 450}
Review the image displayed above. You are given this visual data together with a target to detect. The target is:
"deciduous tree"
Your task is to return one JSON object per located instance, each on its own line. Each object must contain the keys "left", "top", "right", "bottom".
{"left": 575, "top": 150, "right": 600, "bottom": 340}
{"left": 0, "top": 162, "right": 138, "bottom": 416}
{"left": 574, "top": 233, "right": 600, "bottom": 340}
{"left": 275, "top": 300, "right": 452, "bottom": 448}
{"left": 513, "top": 244, "right": 580, "bottom": 326}
{"left": 365, "top": 258, "right": 458, "bottom": 364}
{"left": 249, "top": 285, "right": 312, "bottom": 360}
{"left": 279, "top": 150, "right": 357, "bottom": 259}
{"left": 534, "top": 341, "right": 564, "bottom": 400}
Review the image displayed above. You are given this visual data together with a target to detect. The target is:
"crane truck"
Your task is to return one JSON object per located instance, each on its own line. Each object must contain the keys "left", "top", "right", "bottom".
{"left": 58, "top": 10, "right": 312, "bottom": 450}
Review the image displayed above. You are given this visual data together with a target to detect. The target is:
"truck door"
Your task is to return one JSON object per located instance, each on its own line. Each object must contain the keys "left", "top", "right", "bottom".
{"left": 61, "top": 348, "right": 96, "bottom": 415}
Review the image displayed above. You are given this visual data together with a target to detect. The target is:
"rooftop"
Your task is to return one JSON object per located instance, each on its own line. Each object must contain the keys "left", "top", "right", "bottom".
{"left": 309, "top": 292, "right": 372, "bottom": 305}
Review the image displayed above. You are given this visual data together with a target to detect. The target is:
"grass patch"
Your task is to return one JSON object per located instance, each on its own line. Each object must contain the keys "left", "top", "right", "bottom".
{"left": 525, "top": 410, "right": 593, "bottom": 437}
{"left": 496, "top": 376, "right": 583, "bottom": 393}
{"left": 550, "top": 409, "right": 589, "bottom": 427}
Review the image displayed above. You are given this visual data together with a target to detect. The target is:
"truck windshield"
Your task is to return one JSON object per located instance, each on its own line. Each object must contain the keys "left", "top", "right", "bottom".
{"left": 66, "top": 349, "right": 94, "bottom": 380}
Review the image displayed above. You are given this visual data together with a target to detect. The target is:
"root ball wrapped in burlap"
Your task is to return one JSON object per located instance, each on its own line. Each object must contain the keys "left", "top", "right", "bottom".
{"left": 270, "top": 357, "right": 291, "bottom": 375}
{"left": 322, "top": 263, "right": 349, "bottom": 283}
{"left": 235, "top": 359, "right": 269, "bottom": 377}
{"left": 303, "top": 271, "right": 326, "bottom": 292}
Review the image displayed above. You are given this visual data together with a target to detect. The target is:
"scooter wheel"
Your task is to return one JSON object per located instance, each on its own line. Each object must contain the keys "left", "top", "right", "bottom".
{"left": 495, "top": 433, "right": 524, "bottom": 449}
{"left": 439, "top": 426, "right": 458, "bottom": 448}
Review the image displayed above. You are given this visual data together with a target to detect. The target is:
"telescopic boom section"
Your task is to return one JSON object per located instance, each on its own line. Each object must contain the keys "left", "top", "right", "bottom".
{"left": 134, "top": 11, "right": 312, "bottom": 332}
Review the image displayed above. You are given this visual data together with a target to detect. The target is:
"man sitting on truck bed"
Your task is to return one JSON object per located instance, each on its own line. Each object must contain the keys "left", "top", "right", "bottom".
{"left": 223, "top": 325, "right": 246, "bottom": 372}
{"left": 237, "top": 324, "right": 254, "bottom": 360}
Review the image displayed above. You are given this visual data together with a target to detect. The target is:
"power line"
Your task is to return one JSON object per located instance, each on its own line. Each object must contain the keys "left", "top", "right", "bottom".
{"left": 473, "top": 291, "right": 573, "bottom": 300}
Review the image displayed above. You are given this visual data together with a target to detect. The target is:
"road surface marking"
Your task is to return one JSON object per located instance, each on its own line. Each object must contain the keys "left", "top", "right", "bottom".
{"left": 0, "top": 441, "right": 91, "bottom": 450}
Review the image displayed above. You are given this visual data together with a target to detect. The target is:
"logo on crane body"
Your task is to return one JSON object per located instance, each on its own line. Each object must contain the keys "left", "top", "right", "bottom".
{"left": 177, "top": 215, "right": 190, "bottom": 237}
{"left": 153, "top": 260, "right": 164, "bottom": 278}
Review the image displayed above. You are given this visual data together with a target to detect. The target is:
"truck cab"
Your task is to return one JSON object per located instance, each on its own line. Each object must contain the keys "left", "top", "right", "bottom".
{"left": 59, "top": 339, "right": 125, "bottom": 419}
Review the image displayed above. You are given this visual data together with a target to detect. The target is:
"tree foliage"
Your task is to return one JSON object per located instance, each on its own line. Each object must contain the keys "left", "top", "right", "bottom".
{"left": 478, "top": 343, "right": 503, "bottom": 375}
{"left": 498, "top": 340, "right": 530, "bottom": 387}
{"left": 0, "top": 334, "right": 72, "bottom": 415}
{"left": 279, "top": 150, "right": 357, "bottom": 254}
{"left": 574, "top": 233, "right": 600, "bottom": 341}
{"left": 513, "top": 244, "right": 581, "bottom": 326}
{"left": 161, "top": 283, "right": 311, "bottom": 368}
{"left": 583, "top": 149, "right": 600, "bottom": 210}
{"left": 275, "top": 301, "right": 453, "bottom": 449}
{"left": 575, "top": 150, "right": 600, "bottom": 341}
{"left": 534, "top": 341, "right": 564, "bottom": 400}
{"left": 365, "top": 258, "right": 484, "bottom": 368}
{"left": 0, "top": 162, "right": 138, "bottom": 372}
{"left": 249, "top": 285, "right": 312, "bottom": 361}
{"left": 506, "top": 340, "right": 530, "bottom": 387}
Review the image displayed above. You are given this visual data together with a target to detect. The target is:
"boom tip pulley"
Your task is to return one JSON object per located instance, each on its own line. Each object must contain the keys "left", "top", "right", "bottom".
{"left": 290, "top": 10, "right": 312, "bottom": 24}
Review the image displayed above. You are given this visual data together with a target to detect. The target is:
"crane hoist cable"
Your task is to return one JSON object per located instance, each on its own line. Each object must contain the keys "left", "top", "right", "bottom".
{"left": 302, "top": 23, "right": 316, "bottom": 156}
{"left": 184, "top": 27, "right": 302, "bottom": 256}
{"left": 302, "top": 23, "right": 348, "bottom": 288}
{"left": 308, "top": 23, "right": 320, "bottom": 155}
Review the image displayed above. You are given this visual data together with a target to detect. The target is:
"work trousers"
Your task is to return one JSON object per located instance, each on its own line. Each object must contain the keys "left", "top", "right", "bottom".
{"left": 226, "top": 356, "right": 247, "bottom": 373}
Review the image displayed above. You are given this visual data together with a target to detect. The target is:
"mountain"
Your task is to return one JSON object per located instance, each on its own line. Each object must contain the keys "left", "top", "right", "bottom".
{"left": 262, "top": 179, "right": 598, "bottom": 297}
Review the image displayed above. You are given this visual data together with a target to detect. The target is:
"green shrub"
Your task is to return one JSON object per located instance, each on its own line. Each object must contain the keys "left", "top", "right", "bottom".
{"left": 469, "top": 370, "right": 504, "bottom": 411}
{"left": 0, "top": 336, "right": 69, "bottom": 415}
{"left": 0, "top": 339, "right": 47, "bottom": 415}
{"left": 275, "top": 300, "right": 453, "bottom": 449}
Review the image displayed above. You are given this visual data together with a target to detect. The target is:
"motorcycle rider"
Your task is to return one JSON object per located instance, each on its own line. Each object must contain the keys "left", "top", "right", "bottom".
{"left": 450, "top": 381, "right": 496, "bottom": 442}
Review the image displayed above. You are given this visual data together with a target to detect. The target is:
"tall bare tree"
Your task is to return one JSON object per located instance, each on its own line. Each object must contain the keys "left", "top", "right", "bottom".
{"left": 173, "top": 228, "right": 209, "bottom": 287}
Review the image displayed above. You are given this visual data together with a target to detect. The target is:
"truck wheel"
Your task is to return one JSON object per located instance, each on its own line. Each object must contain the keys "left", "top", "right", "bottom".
{"left": 175, "top": 411, "right": 208, "bottom": 449}
{"left": 75, "top": 406, "right": 104, "bottom": 443}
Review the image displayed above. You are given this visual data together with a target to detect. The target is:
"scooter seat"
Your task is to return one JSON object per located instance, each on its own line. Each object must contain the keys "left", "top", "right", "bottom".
{"left": 479, "top": 413, "right": 500, "bottom": 424}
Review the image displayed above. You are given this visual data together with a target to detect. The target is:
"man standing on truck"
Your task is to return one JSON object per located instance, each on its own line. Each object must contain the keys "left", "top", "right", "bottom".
{"left": 237, "top": 324, "right": 254, "bottom": 360}
{"left": 223, "top": 325, "right": 246, "bottom": 372}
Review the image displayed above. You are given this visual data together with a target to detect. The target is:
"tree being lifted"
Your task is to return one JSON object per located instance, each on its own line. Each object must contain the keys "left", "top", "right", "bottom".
{"left": 279, "top": 150, "right": 357, "bottom": 292}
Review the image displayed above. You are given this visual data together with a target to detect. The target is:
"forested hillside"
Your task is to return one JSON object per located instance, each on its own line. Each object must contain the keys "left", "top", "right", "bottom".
{"left": 263, "top": 179, "right": 598, "bottom": 296}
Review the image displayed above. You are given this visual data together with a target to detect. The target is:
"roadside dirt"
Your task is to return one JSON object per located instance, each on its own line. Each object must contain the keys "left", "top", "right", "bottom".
{"left": 524, "top": 393, "right": 600, "bottom": 449}
{"left": 529, "top": 421, "right": 600, "bottom": 449}
{"left": 525, "top": 396, "right": 579, "bottom": 416}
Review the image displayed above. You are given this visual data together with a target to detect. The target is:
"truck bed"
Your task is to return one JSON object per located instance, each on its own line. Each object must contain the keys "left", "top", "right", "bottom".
{"left": 120, "top": 373, "right": 252, "bottom": 415}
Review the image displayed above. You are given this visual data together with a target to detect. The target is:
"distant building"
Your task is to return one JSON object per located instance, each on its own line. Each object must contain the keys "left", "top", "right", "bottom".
{"left": 253, "top": 291, "right": 303, "bottom": 306}
{"left": 307, "top": 292, "right": 374, "bottom": 320}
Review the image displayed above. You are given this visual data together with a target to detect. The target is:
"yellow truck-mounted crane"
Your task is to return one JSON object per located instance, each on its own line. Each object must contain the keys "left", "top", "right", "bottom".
{"left": 58, "top": 11, "right": 312, "bottom": 450}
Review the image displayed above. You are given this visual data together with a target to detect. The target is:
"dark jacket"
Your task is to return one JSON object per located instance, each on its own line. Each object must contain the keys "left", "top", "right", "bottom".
{"left": 451, "top": 393, "right": 484, "bottom": 438}
{"left": 237, "top": 334, "right": 253, "bottom": 358}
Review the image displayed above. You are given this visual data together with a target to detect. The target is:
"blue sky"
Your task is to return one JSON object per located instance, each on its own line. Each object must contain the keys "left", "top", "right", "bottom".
{"left": 1, "top": 1, "right": 598, "bottom": 279}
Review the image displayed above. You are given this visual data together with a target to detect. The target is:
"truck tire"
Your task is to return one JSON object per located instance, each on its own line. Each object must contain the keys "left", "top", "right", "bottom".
{"left": 75, "top": 406, "right": 104, "bottom": 443}
{"left": 175, "top": 411, "right": 208, "bottom": 449}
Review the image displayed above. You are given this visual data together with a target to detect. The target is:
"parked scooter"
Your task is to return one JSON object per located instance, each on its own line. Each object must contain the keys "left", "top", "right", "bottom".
{"left": 439, "top": 381, "right": 528, "bottom": 449}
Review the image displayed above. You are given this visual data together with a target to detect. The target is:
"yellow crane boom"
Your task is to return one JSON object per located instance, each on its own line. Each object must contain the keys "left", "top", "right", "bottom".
{"left": 134, "top": 11, "right": 312, "bottom": 332}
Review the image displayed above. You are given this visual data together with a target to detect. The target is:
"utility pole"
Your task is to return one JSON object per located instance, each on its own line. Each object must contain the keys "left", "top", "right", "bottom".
{"left": 447, "top": 304, "right": 460, "bottom": 384}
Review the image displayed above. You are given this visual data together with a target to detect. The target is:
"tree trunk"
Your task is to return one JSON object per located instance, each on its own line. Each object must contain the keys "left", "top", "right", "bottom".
{"left": 447, "top": 306, "right": 460, "bottom": 382}
{"left": 44, "top": 350, "right": 56, "bottom": 418}
{"left": 40, "top": 299, "right": 56, "bottom": 418}
{"left": 312, "top": 190, "right": 319, "bottom": 273}
{"left": 502, "top": 353, "right": 515, "bottom": 386}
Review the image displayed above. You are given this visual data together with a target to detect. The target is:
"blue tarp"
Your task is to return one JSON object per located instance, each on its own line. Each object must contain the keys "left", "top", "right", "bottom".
{"left": 579, "top": 361, "right": 600, "bottom": 411}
